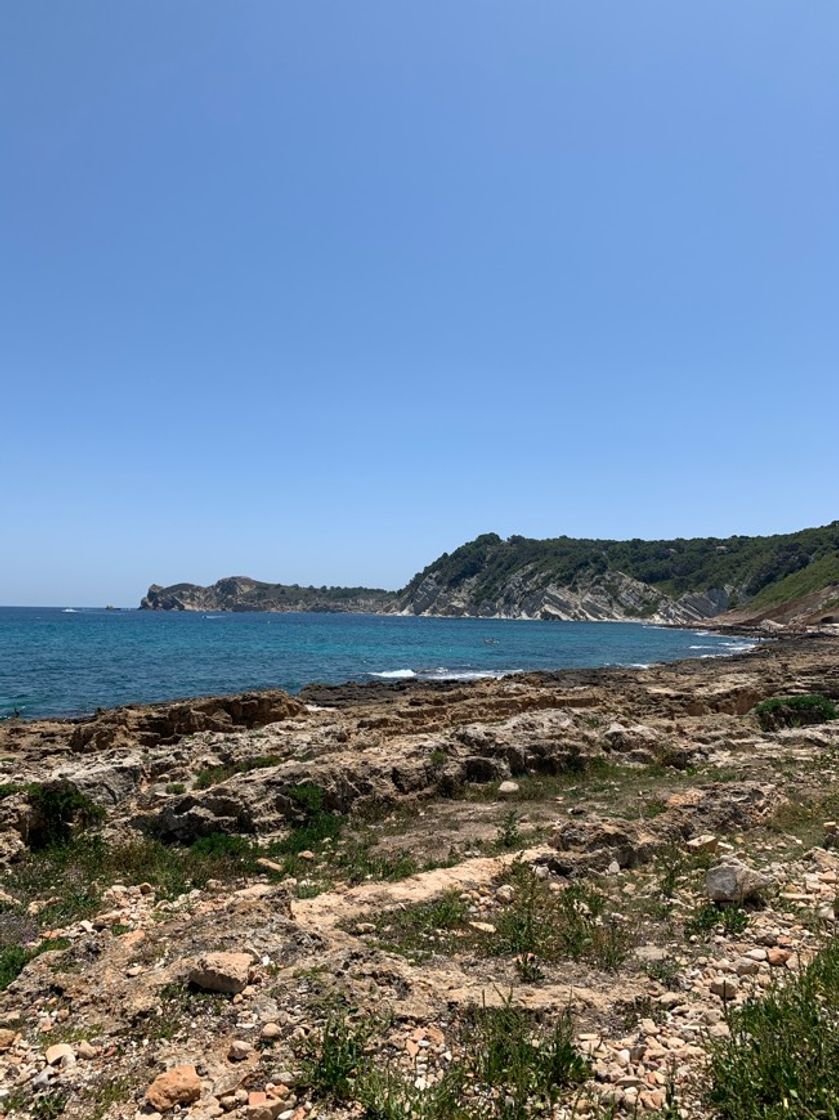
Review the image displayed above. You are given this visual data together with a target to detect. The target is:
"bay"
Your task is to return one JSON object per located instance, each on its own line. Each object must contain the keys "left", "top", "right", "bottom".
{"left": 0, "top": 607, "right": 755, "bottom": 719}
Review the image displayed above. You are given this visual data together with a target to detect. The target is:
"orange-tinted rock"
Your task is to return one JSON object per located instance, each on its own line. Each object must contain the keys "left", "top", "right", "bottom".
{"left": 146, "top": 1064, "right": 201, "bottom": 1111}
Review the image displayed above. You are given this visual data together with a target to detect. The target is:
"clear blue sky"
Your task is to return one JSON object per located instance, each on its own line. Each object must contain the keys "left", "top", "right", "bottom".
{"left": 2, "top": 2, "right": 838, "bottom": 605}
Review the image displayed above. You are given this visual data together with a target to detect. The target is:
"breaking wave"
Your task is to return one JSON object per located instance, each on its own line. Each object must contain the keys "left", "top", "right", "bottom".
{"left": 370, "top": 666, "right": 518, "bottom": 682}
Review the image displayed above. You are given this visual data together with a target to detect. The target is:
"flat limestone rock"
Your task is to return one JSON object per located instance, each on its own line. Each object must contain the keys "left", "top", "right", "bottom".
{"left": 188, "top": 951, "right": 253, "bottom": 994}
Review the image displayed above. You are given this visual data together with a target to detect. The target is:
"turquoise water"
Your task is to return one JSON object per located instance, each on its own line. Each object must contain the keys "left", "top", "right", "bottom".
{"left": 0, "top": 607, "right": 755, "bottom": 719}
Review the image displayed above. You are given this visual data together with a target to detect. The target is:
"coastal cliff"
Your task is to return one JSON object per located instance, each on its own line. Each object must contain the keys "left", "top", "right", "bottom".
{"left": 141, "top": 521, "right": 839, "bottom": 625}
{"left": 395, "top": 561, "right": 730, "bottom": 623}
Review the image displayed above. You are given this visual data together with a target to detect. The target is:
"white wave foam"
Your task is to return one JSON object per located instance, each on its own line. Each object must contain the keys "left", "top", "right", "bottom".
{"left": 62, "top": 608, "right": 77, "bottom": 613}
{"left": 426, "top": 669, "right": 502, "bottom": 680}
{"left": 370, "top": 667, "right": 521, "bottom": 682}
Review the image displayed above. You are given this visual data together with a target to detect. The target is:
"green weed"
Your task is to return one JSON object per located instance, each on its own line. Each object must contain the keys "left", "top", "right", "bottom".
{"left": 495, "top": 810, "right": 522, "bottom": 851}
{"left": 466, "top": 996, "right": 589, "bottom": 1108}
{"left": 299, "top": 1008, "right": 371, "bottom": 1101}
{"left": 487, "top": 863, "right": 634, "bottom": 971}
{"left": 685, "top": 903, "right": 749, "bottom": 939}
{"left": 193, "top": 754, "right": 282, "bottom": 789}
{"left": 707, "top": 938, "right": 839, "bottom": 1119}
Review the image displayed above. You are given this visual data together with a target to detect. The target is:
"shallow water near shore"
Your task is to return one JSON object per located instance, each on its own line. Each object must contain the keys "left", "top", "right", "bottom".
{"left": 0, "top": 607, "right": 755, "bottom": 719}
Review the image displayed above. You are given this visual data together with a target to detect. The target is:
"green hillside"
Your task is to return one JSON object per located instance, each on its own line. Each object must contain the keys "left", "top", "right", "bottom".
{"left": 404, "top": 522, "right": 839, "bottom": 612}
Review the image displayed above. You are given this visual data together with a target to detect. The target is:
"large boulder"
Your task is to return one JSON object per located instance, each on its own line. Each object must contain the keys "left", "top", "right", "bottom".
{"left": 146, "top": 1064, "right": 202, "bottom": 1111}
{"left": 604, "top": 722, "right": 661, "bottom": 756}
{"left": 705, "top": 859, "right": 774, "bottom": 903}
{"left": 56, "top": 754, "right": 145, "bottom": 806}
{"left": 188, "top": 951, "right": 253, "bottom": 994}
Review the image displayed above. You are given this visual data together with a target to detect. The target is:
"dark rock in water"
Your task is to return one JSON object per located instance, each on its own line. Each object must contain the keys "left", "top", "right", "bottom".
{"left": 298, "top": 678, "right": 463, "bottom": 708}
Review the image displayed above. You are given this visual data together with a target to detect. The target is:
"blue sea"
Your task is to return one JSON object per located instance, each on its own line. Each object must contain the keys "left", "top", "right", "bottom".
{"left": 0, "top": 607, "right": 757, "bottom": 720}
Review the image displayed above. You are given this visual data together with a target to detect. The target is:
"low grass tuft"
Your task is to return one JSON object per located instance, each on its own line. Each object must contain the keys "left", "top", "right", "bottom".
{"left": 299, "top": 998, "right": 590, "bottom": 1119}
{"left": 358, "top": 891, "right": 470, "bottom": 960}
{"left": 193, "top": 754, "right": 282, "bottom": 789}
{"left": 299, "top": 1008, "right": 372, "bottom": 1101}
{"left": 684, "top": 903, "right": 749, "bottom": 939}
{"left": 467, "top": 996, "right": 589, "bottom": 1106}
{"left": 358, "top": 1064, "right": 468, "bottom": 1120}
{"left": 486, "top": 862, "right": 635, "bottom": 971}
{"left": 360, "top": 863, "right": 634, "bottom": 972}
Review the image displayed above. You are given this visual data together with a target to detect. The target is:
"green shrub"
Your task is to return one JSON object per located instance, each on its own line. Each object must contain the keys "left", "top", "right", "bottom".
{"left": 5, "top": 832, "right": 268, "bottom": 933}
{"left": 707, "top": 938, "right": 839, "bottom": 1118}
{"left": 753, "top": 694, "right": 837, "bottom": 732}
{"left": 271, "top": 804, "right": 342, "bottom": 857}
{"left": 26, "top": 781, "right": 105, "bottom": 848}
{"left": 0, "top": 945, "right": 28, "bottom": 991}
{"left": 31, "top": 1091, "right": 69, "bottom": 1120}
{"left": 288, "top": 782, "right": 329, "bottom": 815}
{"left": 301, "top": 999, "right": 589, "bottom": 1119}
{"left": 0, "top": 937, "right": 70, "bottom": 992}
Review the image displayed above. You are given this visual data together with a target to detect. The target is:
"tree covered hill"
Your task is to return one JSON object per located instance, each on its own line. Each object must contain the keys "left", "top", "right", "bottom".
{"left": 397, "top": 522, "right": 839, "bottom": 621}
{"left": 141, "top": 522, "right": 839, "bottom": 624}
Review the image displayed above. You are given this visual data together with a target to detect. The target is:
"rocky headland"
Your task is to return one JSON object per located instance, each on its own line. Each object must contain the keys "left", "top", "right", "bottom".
{"left": 140, "top": 579, "right": 395, "bottom": 615}
{"left": 0, "top": 635, "right": 838, "bottom": 1117}
{"left": 140, "top": 522, "right": 839, "bottom": 626}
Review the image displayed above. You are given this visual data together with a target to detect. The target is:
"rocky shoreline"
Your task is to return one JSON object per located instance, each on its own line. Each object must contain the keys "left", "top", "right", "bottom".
{"left": 0, "top": 633, "right": 838, "bottom": 1118}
